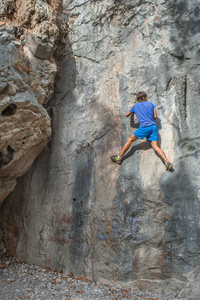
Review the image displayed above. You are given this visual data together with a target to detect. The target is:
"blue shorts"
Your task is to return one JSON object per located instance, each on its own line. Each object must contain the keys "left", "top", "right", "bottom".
{"left": 133, "top": 124, "right": 158, "bottom": 141}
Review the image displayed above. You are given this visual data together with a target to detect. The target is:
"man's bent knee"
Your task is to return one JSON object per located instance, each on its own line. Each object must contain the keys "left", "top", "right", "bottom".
{"left": 152, "top": 144, "right": 162, "bottom": 153}
{"left": 151, "top": 141, "right": 159, "bottom": 150}
{"left": 127, "top": 137, "right": 132, "bottom": 144}
{"left": 152, "top": 143, "right": 159, "bottom": 150}
{"left": 128, "top": 134, "right": 138, "bottom": 143}
{"left": 127, "top": 138, "right": 134, "bottom": 144}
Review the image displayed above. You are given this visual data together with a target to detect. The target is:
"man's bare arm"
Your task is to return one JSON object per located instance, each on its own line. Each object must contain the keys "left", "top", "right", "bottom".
{"left": 154, "top": 108, "right": 157, "bottom": 119}
{"left": 126, "top": 111, "right": 132, "bottom": 117}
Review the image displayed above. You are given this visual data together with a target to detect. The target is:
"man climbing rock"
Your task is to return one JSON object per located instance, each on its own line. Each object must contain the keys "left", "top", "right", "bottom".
{"left": 111, "top": 92, "right": 173, "bottom": 171}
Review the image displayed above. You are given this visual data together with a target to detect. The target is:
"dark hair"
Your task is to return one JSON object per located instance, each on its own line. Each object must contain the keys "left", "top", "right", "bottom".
{"left": 136, "top": 92, "right": 147, "bottom": 102}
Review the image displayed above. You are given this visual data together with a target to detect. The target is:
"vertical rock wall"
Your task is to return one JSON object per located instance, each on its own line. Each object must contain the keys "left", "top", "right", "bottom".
{"left": 1, "top": 0, "right": 200, "bottom": 298}
{"left": 0, "top": 0, "right": 65, "bottom": 203}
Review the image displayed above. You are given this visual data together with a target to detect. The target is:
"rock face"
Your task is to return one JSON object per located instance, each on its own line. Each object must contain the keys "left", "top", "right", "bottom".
{"left": 1, "top": 0, "right": 200, "bottom": 299}
{"left": 0, "top": 0, "right": 65, "bottom": 204}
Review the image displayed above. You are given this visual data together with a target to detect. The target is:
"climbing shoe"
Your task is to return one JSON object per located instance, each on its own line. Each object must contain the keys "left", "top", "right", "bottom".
{"left": 165, "top": 162, "right": 173, "bottom": 171}
{"left": 111, "top": 156, "right": 123, "bottom": 165}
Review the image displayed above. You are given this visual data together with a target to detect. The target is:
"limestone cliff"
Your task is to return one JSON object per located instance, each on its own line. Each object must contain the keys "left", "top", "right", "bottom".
{"left": 0, "top": 0, "right": 65, "bottom": 203}
{"left": 0, "top": 0, "right": 200, "bottom": 299}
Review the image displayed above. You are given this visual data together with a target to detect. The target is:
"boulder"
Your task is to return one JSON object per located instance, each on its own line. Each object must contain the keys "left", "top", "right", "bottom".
{"left": 0, "top": 0, "right": 65, "bottom": 203}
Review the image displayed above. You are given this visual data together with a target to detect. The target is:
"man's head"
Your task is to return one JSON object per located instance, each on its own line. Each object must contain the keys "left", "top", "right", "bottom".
{"left": 136, "top": 91, "right": 147, "bottom": 102}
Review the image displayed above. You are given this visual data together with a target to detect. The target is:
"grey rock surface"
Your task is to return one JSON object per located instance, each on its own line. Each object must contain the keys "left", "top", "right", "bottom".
{"left": 0, "top": 0, "right": 200, "bottom": 299}
{"left": 0, "top": 0, "right": 65, "bottom": 204}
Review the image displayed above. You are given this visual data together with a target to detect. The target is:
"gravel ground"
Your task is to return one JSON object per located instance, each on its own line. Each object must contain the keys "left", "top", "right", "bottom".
{"left": 0, "top": 253, "right": 185, "bottom": 300}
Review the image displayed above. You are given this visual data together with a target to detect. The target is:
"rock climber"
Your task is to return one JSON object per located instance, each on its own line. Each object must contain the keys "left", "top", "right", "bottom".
{"left": 111, "top": 91, "right": 173, "bottom": 171}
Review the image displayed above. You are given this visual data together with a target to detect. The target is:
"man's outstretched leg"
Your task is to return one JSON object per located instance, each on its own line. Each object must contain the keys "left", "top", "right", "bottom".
{"left": 111, "top": 134, "right": 138, "bottom": 165}
{"left": 151, "top": 141, "right": 173, "bottom": 171}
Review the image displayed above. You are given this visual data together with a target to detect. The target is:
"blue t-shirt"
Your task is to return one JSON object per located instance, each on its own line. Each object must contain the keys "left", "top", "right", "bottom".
{"left": 129, "top": 101, "right": 156, "bottom": 127}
